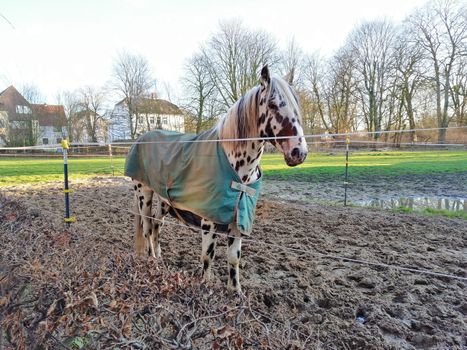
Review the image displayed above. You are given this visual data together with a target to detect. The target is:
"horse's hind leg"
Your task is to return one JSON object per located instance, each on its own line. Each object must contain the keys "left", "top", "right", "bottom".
{"left": 200, "top": 219, "right": 218, "bottom": 281}
{"left": 227, "top": 225, "right": 242, "bottom": 293}
{"left": 133, "top": 181, "right": 154, "bottom": 257}
{"left": 133, "top": 195, "right": 145, "bottom": 256}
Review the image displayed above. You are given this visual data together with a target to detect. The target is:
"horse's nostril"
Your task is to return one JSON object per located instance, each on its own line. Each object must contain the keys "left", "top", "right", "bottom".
{"left": 291, "top": 147, "right": 300, "bottom": 158}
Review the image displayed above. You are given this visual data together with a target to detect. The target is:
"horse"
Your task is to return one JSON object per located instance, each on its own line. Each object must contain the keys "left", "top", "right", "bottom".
{"left": 125, "top": 65, "right": 308, "bottom": 293}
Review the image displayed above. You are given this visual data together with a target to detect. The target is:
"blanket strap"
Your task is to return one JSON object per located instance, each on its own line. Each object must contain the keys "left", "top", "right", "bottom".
{"left": 230, "top": 181, "right": 256, "bottom": 197}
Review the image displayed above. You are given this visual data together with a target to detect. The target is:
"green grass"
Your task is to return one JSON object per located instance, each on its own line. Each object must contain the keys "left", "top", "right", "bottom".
{"left": 262, "top": 150, "right": 467, "bottom": 181}
{"left": 1, "top": 150, "right": 466, "bottom": 187}
{"left": 392, "top": 206, "right": 467, "bottom": 219}
{"left": 422, "top": 207, "right": 467, "bottom": 219}
{"left": 0, "top": 157, "right": 126, "bottom": 187}
{"left": 392, "top": 206, "right": 414, "bottom": 214}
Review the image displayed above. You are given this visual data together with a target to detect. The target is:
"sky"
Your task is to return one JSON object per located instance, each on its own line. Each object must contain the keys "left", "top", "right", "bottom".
{"left": 0, "top": 0, "right": 428, "bottom": 104}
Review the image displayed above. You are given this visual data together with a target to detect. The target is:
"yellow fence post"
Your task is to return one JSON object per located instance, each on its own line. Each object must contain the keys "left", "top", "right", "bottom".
{"left": 62, "top": 140, "right": 76, "bottom": 226}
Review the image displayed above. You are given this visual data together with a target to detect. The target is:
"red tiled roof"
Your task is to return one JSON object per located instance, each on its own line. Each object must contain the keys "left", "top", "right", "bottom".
{"left": 0, "top": 86, "right": 32, "bottom": 122}
{"left": 31, "top": 104, "right": 67, "bottom": 127}
{"left": 116, "top": 98, "right": 183, "bottom": 115}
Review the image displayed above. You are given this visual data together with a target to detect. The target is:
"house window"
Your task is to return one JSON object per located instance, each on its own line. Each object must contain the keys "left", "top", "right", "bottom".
{"left": 42, "top": 138, "right": 49, "bottom": 145}
{"left": 54, "top": 125, "right": 62, "bottom": 132}
{"left": 57, "top": 138, "right": 62, "bottom": 144}
{"left": 150, "top": 117, "right": 155, "bottom": 124}
{"left": 157, "top": 116, "right": 161, "bottom": 125}
{"left": 11, "top": 121, "right": 28, "bottom": 128}
{"left": 162, "top": 116, "right": 168, "bottom": 125}
{"left": 15, "top": 105, "right": 31, "bottom": 114}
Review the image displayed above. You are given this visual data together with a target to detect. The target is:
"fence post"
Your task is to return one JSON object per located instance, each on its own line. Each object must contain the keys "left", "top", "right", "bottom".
{"left": 344, "top": 137, "right": 350, "bottom": 206}
{"left": 108, "top": 144, "right": 114, "bottom": 176}
{"left": 62, "top": 139, "right": 75, "bottom": 227}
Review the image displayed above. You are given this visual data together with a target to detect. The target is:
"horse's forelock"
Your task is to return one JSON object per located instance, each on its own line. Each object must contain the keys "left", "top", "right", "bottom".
{"left": 272, "top": 77, "right": 302, "bottom": 123}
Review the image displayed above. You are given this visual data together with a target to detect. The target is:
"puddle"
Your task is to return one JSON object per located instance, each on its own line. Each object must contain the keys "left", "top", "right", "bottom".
{"left": 358, "top": 197, "right": 467, "bottom": 212}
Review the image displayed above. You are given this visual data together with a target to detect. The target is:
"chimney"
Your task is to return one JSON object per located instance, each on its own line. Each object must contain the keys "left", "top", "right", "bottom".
{"left": 150, "top": 92, "right": 157, "bottom": 100}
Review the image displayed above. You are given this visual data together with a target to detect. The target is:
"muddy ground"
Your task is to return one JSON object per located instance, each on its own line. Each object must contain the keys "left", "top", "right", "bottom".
{"left": 262, "top": 172, "right": 467, "bottom": 206}
{"left": 0, "top": 177, "right": 466, "bottom": 349}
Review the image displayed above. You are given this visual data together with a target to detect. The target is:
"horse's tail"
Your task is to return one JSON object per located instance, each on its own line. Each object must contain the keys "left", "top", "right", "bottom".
{"left": 133, "top": 198, "right": 146, "bottom": 256}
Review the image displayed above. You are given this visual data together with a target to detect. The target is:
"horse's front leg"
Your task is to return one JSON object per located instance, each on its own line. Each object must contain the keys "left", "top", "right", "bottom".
{"left": 200, "top": 219, "right": 217, "bottom": 281}
{"left": 150, "top": 199, "right": 170, "bottom": 259}
{"left": 227, "top": 225, "right": 242, "bottom": 293}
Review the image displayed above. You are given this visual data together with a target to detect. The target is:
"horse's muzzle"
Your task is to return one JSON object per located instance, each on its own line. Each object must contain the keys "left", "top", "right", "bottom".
{"left": 285, "top": 147, "right": 307, "bottom": 167}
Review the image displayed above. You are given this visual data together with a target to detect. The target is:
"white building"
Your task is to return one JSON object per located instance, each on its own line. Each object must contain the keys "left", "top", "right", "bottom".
{"left": 109, "top": 96, "right": 185, "bottom": 141}
{"left": 31, "top": 104, "right": 67, "bottom": 145}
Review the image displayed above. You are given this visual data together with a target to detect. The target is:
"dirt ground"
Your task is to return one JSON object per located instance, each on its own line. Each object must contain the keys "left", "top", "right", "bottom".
{"left": 1, "top": 177, "right": 466, "bottom": 349}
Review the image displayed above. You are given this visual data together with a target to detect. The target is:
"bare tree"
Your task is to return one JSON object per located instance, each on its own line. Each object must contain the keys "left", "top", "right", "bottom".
{"left": 407, "top": 0, "right": 467, "bottom": 142}
{"left": 303, "top": 49, "right": 358, "bottom": 135}
{"left": 110, "top": 51, "right": 153, "bottom": 139}
{"left": 57, "top": 91, "right": 85, "bottom": 143}
{"left": 20, "top": 84, "right": 45, "bottom": 104}
{"left": 279, "top": 38, "right": 304, "bottom": 86}
{"left": 347, "top": 20, "right": 397, "bottom": 139}
{"left": 391, "top": 26, "right": 426, "bottom": 142}
{"left": 181, "top": 51, "right": 219, "bottom": 133}
{"left": 203, "top": 20, "right": 279, "bottom": 110}
{"left": 78, "top": 86, "right": 106, "bottom": 143}
{"left": 326, "top": 48, "right": 359, "bottom": 133}
{"left": 450, "top": 54, "right": 467, "bottom": 125}
{"left": 19, "top": 84, "right": 45, "bottom": 145}
{"left": 303, "top": 53, "right": 329, "bottom": 132}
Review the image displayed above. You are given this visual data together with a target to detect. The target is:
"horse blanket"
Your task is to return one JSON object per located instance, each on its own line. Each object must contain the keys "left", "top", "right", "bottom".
{"left": 124, "top": 128, "right": 262, "bottom": 235}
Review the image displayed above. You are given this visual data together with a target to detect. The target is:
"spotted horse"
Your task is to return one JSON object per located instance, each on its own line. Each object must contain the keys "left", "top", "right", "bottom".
{"left": 125, "top": 66, "right": 308, "bottom": 293}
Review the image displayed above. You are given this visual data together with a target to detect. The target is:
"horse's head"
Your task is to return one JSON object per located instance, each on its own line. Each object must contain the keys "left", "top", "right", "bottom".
{"left": 258, "top": 65, "right": 308, "bottom": 167}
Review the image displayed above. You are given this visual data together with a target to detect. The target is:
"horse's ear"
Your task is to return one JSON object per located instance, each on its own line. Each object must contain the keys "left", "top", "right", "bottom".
{"left": 260, "top": 65, "right": 270, "bottom": 86}
{"left": 283, "top": 67, "right": 295, "bottom": 85}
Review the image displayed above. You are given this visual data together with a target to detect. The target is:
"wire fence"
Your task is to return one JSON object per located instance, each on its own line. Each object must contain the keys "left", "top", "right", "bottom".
{"left": 1, "top": 125, "right": 466, "bottom": 151}
{"left": 1, "top": 126, "right": 466, "bottom": 212}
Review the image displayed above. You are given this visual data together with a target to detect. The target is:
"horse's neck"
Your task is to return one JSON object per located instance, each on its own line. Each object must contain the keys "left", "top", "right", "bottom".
{"left": 223, "top": 140, "right": 265, "bottom": 184}
{"left": 220, "top": 86, "right": 268, "bottom": 184}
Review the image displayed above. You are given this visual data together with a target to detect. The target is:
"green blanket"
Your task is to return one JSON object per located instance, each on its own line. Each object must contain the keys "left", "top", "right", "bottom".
{"left": 124, "top": 128, "right": 262, "bottom": 235}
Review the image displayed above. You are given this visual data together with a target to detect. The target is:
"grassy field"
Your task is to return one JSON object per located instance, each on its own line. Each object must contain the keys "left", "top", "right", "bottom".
{"left": 0, "top": 150, "right": 466, "bottom": 187}
{"left": 262, "top": 150, "right": 467, "bottom": 181}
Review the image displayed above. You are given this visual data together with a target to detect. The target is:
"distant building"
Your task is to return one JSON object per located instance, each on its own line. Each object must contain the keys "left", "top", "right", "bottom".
{"left": 0, "top": 86, "right": 35, "bottom": 146}
{"left": 109, "top": 94, "right": 184, "bottom": 141}
{"left": 31, "top": 103, "right": 67, "bottom": 145}
{"left": 0, "top": 86, "right": 67, "bottom": 146}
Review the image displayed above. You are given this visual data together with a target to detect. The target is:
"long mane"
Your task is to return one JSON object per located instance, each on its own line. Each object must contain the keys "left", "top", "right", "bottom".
{"left": 217, "top": 85, "right": 262, "bottom": 153}
{"left": 217, "top": 77, "right": 301, "bottom": 154}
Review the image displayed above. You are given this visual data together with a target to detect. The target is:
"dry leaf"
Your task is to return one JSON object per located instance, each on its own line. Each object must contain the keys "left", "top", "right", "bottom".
{"left": 235, "top": 335, "right": 244, "bottom": 349}
{"left": 46, "top": 300, "right": 58, "bottom": 317}
{"left": 0, "top": 296, "right": 9, "bottom": 307}
{"left": 5, "top": 213, "right": 17, "bottom": 221}
{"left": 216, "top": 325, "right": 235, "bottom": 339}
{"left": 86, "top": 292, "right": 98, "bottom": 308}
{"left": 122, "top": 316, "right": 132, "bottom": 337}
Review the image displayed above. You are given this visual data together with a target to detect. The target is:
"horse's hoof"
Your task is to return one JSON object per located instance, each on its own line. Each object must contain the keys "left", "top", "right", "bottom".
{"left": 227, "top": 283, "right": 242, "bottom": 296}
{"left": 147, "top": 256, "right": 158, "bottom": 264}
{"left": 202, "top": 273, "right": 212, "bottom": 283}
